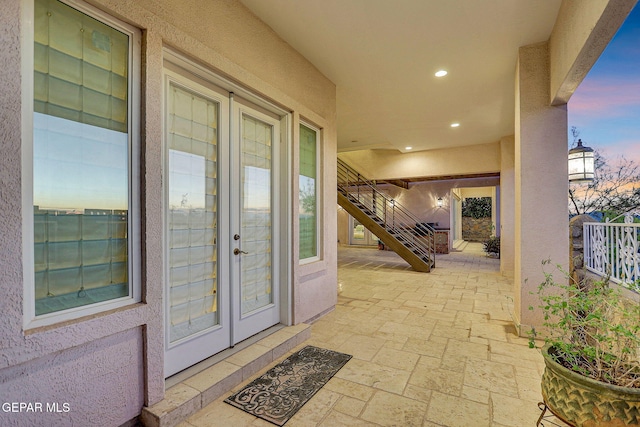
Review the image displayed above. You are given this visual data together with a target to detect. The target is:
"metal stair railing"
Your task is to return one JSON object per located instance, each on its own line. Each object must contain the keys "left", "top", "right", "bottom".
{"left": 337, "top": 158, "right": 436, "bottom": 267}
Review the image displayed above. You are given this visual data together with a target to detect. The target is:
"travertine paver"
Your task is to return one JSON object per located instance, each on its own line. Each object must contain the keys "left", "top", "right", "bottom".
{"left": 336, "top": 358, "right": 412, "bottom": 395}
{"left": 361, "top": 390, "right": 430, "bottom": 426}
{"left": 408, "top": 360, "right": 464, "bottom": 396}
{"left": 185, "top": 243, "right": 549, "bottom": 426}
{"left": 463, "top": 359, "right": 519, "bottom": 396}
{"left": 371, "top": 347, "right": 420, "bottom": 372}
{"left": 337, "top": 333, "right": 386, "bottom": 361}
{"left": 425, "top": 391, "right": 490, "bottom": 426}
{"left": 287, "top": 389, "right": 342, "bottom": 425}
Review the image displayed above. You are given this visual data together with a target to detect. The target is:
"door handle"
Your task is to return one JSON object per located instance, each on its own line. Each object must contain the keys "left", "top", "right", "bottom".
{"left": 234, "top": 248, "right": 249, "bottom": 255}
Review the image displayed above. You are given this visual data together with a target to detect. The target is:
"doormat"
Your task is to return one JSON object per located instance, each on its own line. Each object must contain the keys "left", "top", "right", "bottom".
{"left": 224, "top": 345, "right": 352, "bottom": 426}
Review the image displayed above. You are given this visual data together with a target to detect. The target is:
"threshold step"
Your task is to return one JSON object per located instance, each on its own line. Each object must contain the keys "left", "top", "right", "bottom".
{"left": 452, "top": 239, "right": 468, "bottom": 251}
{"left": 140, "top": 323, "right": 311, "bottom": 427}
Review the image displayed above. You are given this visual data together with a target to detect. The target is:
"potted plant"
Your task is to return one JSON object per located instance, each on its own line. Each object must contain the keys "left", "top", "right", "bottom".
{"left": 482, "top": 236, "right": 500, "bottom": 258}
{"left": 528, "top": 260, "right": 640, "bottom": 426}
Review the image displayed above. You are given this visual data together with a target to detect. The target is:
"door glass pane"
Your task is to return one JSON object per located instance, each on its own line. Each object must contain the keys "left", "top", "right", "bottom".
{"left": 168, "top": 83, "right": 219, "bottom": 343}
{"left": 241, "top": 114, "right": 273, "bottom": 315}
{"left": 352, "top": 219, "right": 365, "bottom": 242}
{"left": 33, "top": 0, "right": 130, "bottom": 316}
{"left": 35, "top": 0, "right": 129, "bottom": 133}
{"left": 299, "top": 124, "right": 317, "bottom": 259}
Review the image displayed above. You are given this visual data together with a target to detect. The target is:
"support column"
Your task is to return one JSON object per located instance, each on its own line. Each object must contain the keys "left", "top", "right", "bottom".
{"left": 514, "top": 42, "right": 569, "bottom": 334}
{"left": 500, "top": 136, "right": 515, "bottom": 278}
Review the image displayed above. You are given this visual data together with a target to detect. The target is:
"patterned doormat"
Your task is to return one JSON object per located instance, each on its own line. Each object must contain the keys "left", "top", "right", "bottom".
{"left": 224, "top": 345, "right": 352, "bottom": 426}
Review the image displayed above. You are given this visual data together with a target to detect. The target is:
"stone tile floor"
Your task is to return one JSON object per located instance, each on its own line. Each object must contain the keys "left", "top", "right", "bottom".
{"left": 179, "top": 243, "right": 552, "bottom": 426}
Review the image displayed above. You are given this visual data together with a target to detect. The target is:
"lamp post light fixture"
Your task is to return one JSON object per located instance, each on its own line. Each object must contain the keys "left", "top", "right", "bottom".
{"left": 568, "top": 139, "right": 595, "bottom": 183}
{"left": 437, "top": 197, "right": 444, "bottom": 208}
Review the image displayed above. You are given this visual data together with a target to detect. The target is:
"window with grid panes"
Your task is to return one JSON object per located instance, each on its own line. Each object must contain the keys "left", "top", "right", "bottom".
{"left": 299, "top": 124, "right": 319, "bottom": 260}
{"left": 166, "top": 82, "right": 220, "bottom": 342}
{"left": 31, "top": 0, "right": 138, "bottom": 318}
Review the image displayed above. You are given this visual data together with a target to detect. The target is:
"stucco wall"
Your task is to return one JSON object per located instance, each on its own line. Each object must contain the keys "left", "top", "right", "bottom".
{"left": 500, "top": 136, "right": 516, "bottom": 277}
{"left": 338, "top": 142, "right": 501, "bottom": 180}
{"left": 0, "top": 329, "right": 144, "bottom": 426}
{"left": 337, "top": 207, "right": 350, "bottom": 245}
{"left": 460, "top": 187, "right": 494, "bottom": 199}
{"left": 378, "top": 178, "right": 499, "bottom": 231}
{"left": 549, "top": 0, "right": 636, "bottom": 104}
{"left": 0, "top": 0, "right": 337, "bottom": 424}
{"left": 378, "top": 182, "right": 452, "bottom": 230}
{"left": 512, "top": 0, "right": 634, "bottom": 334}
{"left": 0, "top": 0, "right": 23, "bottom": 371}
{"left": 514, "top": 42, "right": 569, "bottom": 333}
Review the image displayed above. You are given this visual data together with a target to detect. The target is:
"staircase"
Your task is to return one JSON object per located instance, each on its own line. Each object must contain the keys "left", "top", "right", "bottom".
{"left": 337, "top": 159, "right": 436, "bottom": 272}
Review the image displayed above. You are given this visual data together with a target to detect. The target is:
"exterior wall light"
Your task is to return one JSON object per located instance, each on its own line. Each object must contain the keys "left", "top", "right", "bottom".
{"left": 437, "top": 197, "right": 444, "bottom": 208}
{"left": 568, "top": 139, "right": 595, "bottom": 183}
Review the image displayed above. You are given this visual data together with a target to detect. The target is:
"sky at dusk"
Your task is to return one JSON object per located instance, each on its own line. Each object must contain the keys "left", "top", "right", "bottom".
{"left": 568, "top": 3, "right": 640, "bottom": 164}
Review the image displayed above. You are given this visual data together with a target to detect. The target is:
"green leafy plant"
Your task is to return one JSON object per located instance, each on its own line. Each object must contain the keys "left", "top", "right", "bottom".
{"left": 482, "top": 236, "right": 500, "bottom": 257}
{"left": 461, "top": 197, "right": 491, "bottom": 219}
{"left": 528, "top": 260, "right": 640, "bottom": 388}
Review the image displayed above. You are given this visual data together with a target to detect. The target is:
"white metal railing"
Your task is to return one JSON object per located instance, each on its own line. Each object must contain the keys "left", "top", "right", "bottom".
{"left": 583, "top": 214, "right": 640, "bottom": 292}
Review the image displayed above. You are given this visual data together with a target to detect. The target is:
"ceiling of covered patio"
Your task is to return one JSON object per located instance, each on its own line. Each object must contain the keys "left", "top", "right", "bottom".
{"left": 241, "top": 0, "right": 562, "bottom": 153}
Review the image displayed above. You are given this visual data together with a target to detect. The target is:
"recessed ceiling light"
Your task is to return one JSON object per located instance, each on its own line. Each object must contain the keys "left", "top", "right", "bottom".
{"left": 435, "top": 70, "right": 448, "bottom": 77}
{"left": 450, "top": 122, "right": 460, "bottom": 128}
{"left": 405, "top": 146, "right": 412, "bottom": 150}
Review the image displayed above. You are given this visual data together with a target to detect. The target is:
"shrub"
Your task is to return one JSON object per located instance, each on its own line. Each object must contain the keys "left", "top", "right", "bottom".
{"left": 528, "top": 261, "right": 640, "bottom": 388}
{"left": 461, "top": 197, "right": 491, "bottom": 219}
{"left": 483, "top": 236, "right": 500, "bottom": 257}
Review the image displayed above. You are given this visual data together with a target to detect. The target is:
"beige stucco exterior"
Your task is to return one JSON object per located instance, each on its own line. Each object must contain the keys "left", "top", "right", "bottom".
{"left": 549, "top": 0, "right": 636, "bottom": 105}
{"left": 1, "top": 0, "right": 335, "bottom": 425}
{"left": 511, "top": 0, "right": 635, "bottom": 333}
{"left": 338, "top": 142, "right": 501, "bottom": 180}
{"left": 0, "top": 0, "right": 636, "bottom": 425}
{"left": 513, "top": 41, "right": 569, "bottom": 332}
{"left": 500, "top": 136, "right": 516, "bottom": 277}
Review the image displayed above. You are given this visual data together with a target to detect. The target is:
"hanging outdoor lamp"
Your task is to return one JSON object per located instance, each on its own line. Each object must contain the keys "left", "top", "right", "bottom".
{"left": 437, "top": 197, "right": 444, "bottom": 208}
{"left": 568, "top": 139, "right": 595, "bottom": 183}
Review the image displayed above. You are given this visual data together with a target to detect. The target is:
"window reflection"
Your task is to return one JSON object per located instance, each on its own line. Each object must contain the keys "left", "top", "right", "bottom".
{"left": 299, "top": 124, "right": 318, "bottom": 259}
{"left": 240, "top": 115, "right": 273, "bottom": 314}
{"left": 167, "top": 83, "right": 219, "bottom": 343}
{"left": 33, "top": 113, "right": 129, "bottom": 315}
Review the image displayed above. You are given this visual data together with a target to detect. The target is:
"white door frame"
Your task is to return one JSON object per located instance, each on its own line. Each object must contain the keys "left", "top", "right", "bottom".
{"left": 163, "top": 69, "right": 232, "bottom": 377}
{"left": 162, "top": 49, "right": 291, "bottom": 378}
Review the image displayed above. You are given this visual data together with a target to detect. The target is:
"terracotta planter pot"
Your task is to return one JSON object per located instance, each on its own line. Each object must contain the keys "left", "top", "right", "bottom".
{"left": 541, "top": 345, "right": 640, "bottom": 426}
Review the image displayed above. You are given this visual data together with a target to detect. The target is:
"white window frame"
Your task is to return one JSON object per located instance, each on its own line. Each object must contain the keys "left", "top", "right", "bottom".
{"left": 21, "top": 0, "right": 141, "bottom": 329}
{"left": 299, "top": 121, "right": 322, "bottom": 264}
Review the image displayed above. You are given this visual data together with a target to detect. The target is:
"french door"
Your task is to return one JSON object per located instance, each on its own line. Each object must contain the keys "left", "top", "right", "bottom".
{"left": 230, "top": 96, "right": 282, "bottom": 343}
{"left": 164, "top": 67, "right": 282, "bottom": 377}
{"left": 350, "top": 217, "right": 378, "bottom": 246}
